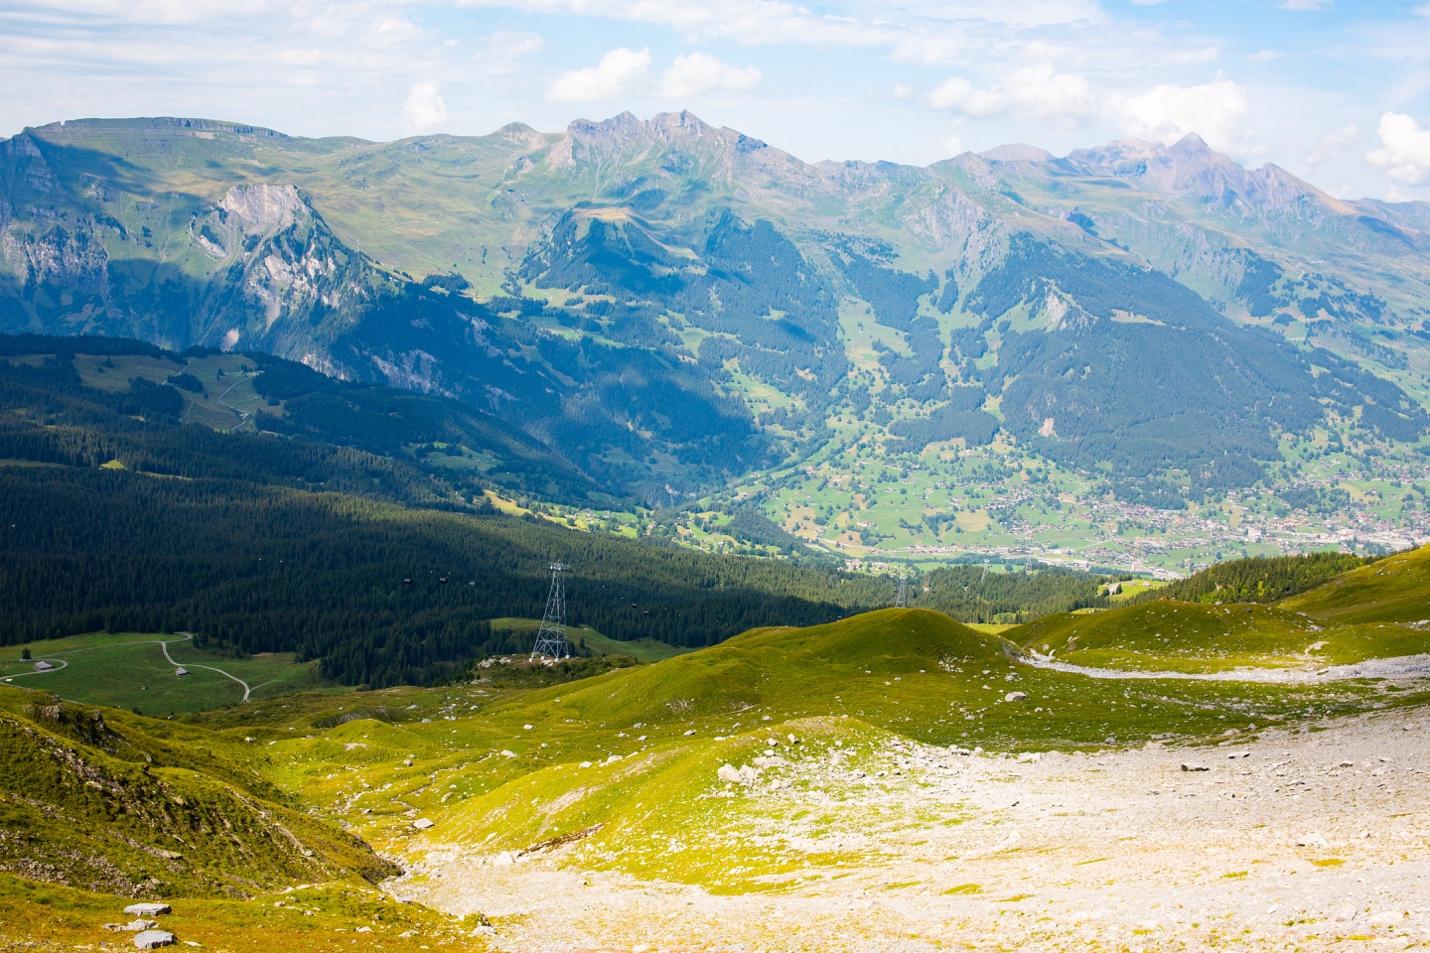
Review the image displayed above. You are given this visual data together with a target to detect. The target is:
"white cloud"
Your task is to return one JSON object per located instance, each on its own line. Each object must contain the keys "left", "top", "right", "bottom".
{"left": 1117, "top": 80, "right": 1247, "bottom": 150}
{"left": 894, "top": 0, "right": 1104, "bottom": 27}
{"left": 1367, "top": 112, "right": 1430, "bottom": 184}
{"left": 928, "top": 64, "right": 1095, "bottom": 125}
{"left": 661, "top": 52, "right": 760, "bottom": 99}
{"left": 1306, "top": 122, "right": 1359, "bottom": 167}
{"left": 479, "top": 30, "right": 545, "bottom": 74}
{"left": 403, "top": 81, "right": 448, "bottom": 129}
{"left": 1247, "top": 48, "right": 1283, "bottom": 62}
{"left": 1279, "top": 0, "right": 1331, "bottom": 9}
{"left": 546, "top": 46, "right": 651, "bottom": 102}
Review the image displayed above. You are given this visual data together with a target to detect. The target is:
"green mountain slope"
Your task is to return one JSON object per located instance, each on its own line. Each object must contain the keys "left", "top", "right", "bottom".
{"left": 0, "top": 692, "right": 391, "bottom": 896}
{"left": 1, "top": 114, "right": 1425, "bottom": 569}
{"left": 1280, "top": 545, "right": 1430, "bottom": 624}
{"left": 0, "top": 333, "right": 604, "bottom": 506}
{"left": 246, "top": 603, "right": 1426, "bottom": 895}
{"left": 1011, "top": 545, "right": 1430, "bottom": 670}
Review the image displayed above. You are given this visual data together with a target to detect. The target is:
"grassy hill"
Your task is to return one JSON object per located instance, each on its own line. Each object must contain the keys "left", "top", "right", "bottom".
{"left": 1280, "top": 545, "right": 1430, "bottom": 624}
{"left": 230, "top": 604, "right": 1423, "bottom": 895}
{"left": 1011, "top": 545, "right": 1430, "bottom": 671}
{"left": 0, "top": 692, "right": 391, "bottom": 897}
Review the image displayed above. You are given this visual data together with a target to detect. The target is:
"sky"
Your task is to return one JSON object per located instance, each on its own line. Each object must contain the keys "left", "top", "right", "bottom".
{"left": 5, "top": 1, "right": 1430, "bottom": 199}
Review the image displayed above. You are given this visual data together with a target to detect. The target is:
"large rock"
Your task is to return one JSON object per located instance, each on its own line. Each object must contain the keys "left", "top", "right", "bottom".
{"left": 412, "top": 817, "right": 435, "bottom": 831}
{"left": 123, "top": 903, "right": 171, "bottom": 917}
{"left": 133, "top": 930, "right": 176, "bottom": 949}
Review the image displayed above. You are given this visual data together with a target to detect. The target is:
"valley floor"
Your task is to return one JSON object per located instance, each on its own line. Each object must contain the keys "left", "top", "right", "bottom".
{"left": 392, "top": 705, "right": 1430, "bottom": 952}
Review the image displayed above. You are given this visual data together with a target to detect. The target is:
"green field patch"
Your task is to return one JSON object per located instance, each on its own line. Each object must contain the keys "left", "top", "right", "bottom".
{"left": 0, "top": 633, "right": 318, "bottom": 714}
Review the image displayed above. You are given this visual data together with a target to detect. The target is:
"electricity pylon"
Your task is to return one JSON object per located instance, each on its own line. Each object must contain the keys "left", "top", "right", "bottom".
{"left": 895, "top": 574, "right": 910, "bottom": 608}
{"left": 529, "top": 563, "right": 571, "bottom": 661}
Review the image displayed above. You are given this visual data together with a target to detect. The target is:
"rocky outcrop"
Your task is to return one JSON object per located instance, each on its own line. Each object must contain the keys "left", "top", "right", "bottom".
{"left": 218, "top": 183, "right": 305, "bottom": 234}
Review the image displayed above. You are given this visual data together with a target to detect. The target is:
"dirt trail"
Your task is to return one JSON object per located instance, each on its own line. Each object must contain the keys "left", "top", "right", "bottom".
{"left": 391, "top": 706, "right": 1430, "bottom": 952}
{"left": 1020, "top": 651, "right": 1430, "bottom": 683}
{"left": 161, "top": 633, "right": 251, "bottom": 702}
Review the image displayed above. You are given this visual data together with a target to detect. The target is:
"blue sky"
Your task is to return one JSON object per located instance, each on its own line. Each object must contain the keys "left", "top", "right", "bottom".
{"left": 5, "top": 1, "right": 1430, "bottom": 198}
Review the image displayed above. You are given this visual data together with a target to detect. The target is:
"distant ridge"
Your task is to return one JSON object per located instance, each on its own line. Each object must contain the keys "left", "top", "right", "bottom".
{"left": 979, "top": 143, "right": 1053, "bottom": 162}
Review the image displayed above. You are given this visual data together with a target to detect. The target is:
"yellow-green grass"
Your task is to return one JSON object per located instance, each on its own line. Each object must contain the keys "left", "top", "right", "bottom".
{"left": 239, "top": 609, "right": 1420, "bottom": 894}
{"left": 486, "top": 617, "right": 687, "bottom": 663}
{"left": 965, "top": 622, "right": 1016, "bottom": 635}
{"left": 3, "top": 601, "right": 1426, "bottom": 917}
{"left": 1010, "top": 600, "right": 1429, "bottom": 673}
{"left": 0, "top": 693, "right": 393, "bottom": 899}
{"left": 1281, "top": 545, "right": 1430, "bottom": 625}
{"left": 1108, "top": 578, "right": 1167, "bottom": 602}
{"left": 0, "top": 633, "right": 319, "bottom": 714}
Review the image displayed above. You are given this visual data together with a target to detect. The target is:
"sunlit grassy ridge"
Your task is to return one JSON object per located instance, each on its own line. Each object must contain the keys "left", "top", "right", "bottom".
{"left": 1280, "top": 545, "right": 1430, "bottom": 624}
{"left": 1010, "top": 545, "right": 1430, "bottom": 672}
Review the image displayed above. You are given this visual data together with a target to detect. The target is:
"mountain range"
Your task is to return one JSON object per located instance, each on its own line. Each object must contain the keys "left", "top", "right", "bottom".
{"left": 1, "top": 112, "right": 1426, "bottom": 569}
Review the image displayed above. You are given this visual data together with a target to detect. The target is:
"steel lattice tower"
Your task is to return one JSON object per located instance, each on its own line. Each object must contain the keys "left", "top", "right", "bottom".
{"left": 529, "top": 563, "right": 570, "bottom": 661}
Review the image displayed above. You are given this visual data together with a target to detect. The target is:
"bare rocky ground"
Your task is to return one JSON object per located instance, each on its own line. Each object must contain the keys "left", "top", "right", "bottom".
{"left": 391, "top": 705, "right": 1430, "bottom": 952}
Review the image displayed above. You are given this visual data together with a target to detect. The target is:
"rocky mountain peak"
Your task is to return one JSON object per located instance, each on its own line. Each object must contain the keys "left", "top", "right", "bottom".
{"left": 218, "top": 183, "right": 307, "bottom": 233}
{"left": 1167, "top": 131, "right": 1212, "bottom": 157}
{"left": 547, "top": 110, "right": 784, "bottom": 179}
{"left": 979, "top": 143, "right": 1053, "bottom": 163}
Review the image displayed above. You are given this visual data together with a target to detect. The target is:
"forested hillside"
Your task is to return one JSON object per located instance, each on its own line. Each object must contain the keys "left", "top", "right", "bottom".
{"left": 0, "top": 333, "right": 1133, "bottom": 687}
{"left": 920, "top": 563, "right": 1111, "bottom": 623}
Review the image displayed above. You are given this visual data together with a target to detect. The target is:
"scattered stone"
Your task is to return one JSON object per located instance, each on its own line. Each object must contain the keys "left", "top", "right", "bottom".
{"left": 1004, "top": 691, "right": 1028, "bottom": 703}
{"left": 1180, "top": 762, "right": 1211, "bottom": 772}
{"left": 1017, "top": 752, "right": 1041, "bottom": 764}
{"left": 133, "top": 930, "right": 176, "bottom": 950}
{"left": 717, "top": 764, "right": 741, "bottom": 784}
{"left": 124, "top": 903, "right": 171, "bottom": 917}
{"left": 412, "top": 818, "right": 435, "bottom": 831}
{"left": 1295, "top": 833, "right": 1329, "bottom": 848}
